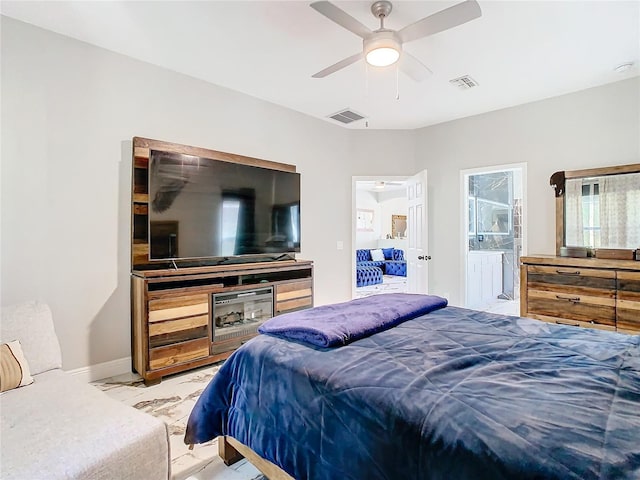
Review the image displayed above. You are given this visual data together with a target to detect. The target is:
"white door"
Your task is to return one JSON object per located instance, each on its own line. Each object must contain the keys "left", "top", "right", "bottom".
{"left": 407, "top": 170, "right": 429, "bottom": 293}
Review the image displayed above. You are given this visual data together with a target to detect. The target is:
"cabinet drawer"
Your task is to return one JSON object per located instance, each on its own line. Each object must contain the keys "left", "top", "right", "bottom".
{"left": 527, "top": 265, "right": 616, "bottom": 297}
{"left": 276, "top": 279, "right": 313, "bottom": 300}
{"left": 617, "top": 271, "right": 640, "bottom": 334}
{"left": 275, "top": 279, "right": 313, "bottom": 314}
{"left": 276, "top": 297, "right": 313, "bottom": 314}
{"left": 527, "top": 289, "right": 615, "bottom": 326}
{"left": 148, "top": 314, "right": 209, "bottom": 348}
{"left": 149, "top": 337, "right": 209, "bottom": 370}
{"left": 148, "top": 294, "right": 209, "bottom": 322}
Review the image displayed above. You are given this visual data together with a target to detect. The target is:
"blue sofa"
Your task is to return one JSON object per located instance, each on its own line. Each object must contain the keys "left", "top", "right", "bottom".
{"left": 356, "top": 248, "right": 407, "bottom": 287}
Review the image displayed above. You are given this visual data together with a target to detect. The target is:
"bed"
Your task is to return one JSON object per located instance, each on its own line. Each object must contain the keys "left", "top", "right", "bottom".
{"left": 185, "top": 294, "right": 640, "bottom": 480}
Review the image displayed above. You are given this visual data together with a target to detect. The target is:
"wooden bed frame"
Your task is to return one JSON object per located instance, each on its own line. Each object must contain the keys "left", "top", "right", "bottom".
{"left": 219, "top": 435, "right": 294, "bottom": 480}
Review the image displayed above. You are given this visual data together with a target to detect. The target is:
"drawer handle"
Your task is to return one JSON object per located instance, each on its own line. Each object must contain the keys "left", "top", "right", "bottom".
{"left": 556, "top": 269, "right": 581, "bottom": 275}
{"left": 555, "top": 295, "right": 581, "bottom": 303}
{"left": 555, "top": 320, "right": 580, "bottom": 327}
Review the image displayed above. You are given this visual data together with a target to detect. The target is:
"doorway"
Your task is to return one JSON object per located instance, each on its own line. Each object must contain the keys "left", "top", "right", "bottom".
{"left": 352, "top": 171, "right": 429, "bottom": 299}
{"left": 352, "top": 176, "right": 409, "bottom": 299}
{"left": 461, "top": 163, "right": 527, "bottom": 315}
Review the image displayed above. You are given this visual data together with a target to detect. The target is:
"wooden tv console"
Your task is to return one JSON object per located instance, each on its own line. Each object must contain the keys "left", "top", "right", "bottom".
{"left": 130, "top": 136, "right": 311, "bottom": 384}
{"left": 131, "top": 260, "right": 313, "bottom": 385}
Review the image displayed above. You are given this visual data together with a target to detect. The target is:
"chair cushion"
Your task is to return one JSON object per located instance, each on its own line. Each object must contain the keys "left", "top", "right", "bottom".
{"left": 385, "top": 261, "right": 407, "bottom": 277}
{"left": 356, "top": 266, "right": 383, "bottom": 287}
{"left": 0, "top": 302, "right": 62, "bottom": 375}
{"left": 356, "top": 249, "right": 371, "bottom": 262}
{"left": 358, "top": 261, "right": 385, "bottom": 269}
{"left": 0, "top": 369, "right": 170, "bottom": 480}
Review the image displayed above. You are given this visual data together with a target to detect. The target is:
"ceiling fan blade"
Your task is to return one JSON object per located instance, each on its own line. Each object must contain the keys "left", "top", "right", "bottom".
{"left": 399, "top": 52, "right": 432, "bottom": 82}
{"left": 398, "top": 0, "right": 482, "bottom": 44}
{"left": 310, "top": 1, "right": 372, "bottom": 39}
{"left": 312, "top": 52, "right": 363, "bottom": 78}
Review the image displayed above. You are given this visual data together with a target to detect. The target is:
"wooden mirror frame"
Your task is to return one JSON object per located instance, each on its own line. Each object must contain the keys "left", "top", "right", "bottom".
{"left": 550, "top": 163, "right": 640, "bottom": 255}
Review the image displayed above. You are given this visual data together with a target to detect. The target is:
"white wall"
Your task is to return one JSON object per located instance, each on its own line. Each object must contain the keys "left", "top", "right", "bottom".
{"left": 355, "top": 190, "right": 381, "bottom": 249}
{"left": 3, "top": 16, "right": 637, "bottom": 371}
{"left": 0, "top": 17, "right": 418, "bottom": 370}
{"left": 378, "top": 191, "right": 408, "bottom": 240}
{"left": 415, "top": 77, "right": 640, "bottom": 306}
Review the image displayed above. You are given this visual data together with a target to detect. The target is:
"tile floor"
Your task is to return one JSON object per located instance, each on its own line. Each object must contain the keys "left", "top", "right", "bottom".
{"left": 483, "top": 299, "right": 520, "bottom": 316}
{"left": 92, "top": 367, "right": 263, "bottom": 480}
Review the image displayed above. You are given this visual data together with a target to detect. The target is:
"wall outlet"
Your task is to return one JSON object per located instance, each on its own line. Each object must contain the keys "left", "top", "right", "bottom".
{"left": 336, "top": 241, "right": 344, "bottom": 250}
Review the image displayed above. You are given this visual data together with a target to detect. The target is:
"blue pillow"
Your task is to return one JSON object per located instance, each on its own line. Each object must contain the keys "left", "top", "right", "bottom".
{"left": 382, "top": 248, "right": 394, "bottom": 260}
{"left": 393, "top": 249, "right": 404, "bottom": 261}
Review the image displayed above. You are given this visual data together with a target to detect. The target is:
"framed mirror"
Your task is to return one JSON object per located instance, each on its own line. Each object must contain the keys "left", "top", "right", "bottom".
{"left": 551, "top": 163, "right": 640, "bottom": 255}
{"left": 391, "top": 214, "right": 407, "bottom": 238}
{"left": 476, "top": 199, "right": 511, "bottom": 235}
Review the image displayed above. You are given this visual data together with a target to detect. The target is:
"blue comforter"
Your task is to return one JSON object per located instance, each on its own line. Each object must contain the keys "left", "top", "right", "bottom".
{"left": 185, "top": 306, "right": 640, "bottom": 480}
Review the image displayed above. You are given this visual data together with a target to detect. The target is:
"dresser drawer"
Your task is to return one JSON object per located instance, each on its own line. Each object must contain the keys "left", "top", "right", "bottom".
{"left": 526, "top": 266, "right": 616, "bottom": 326}
{"left": 528, "top": 314, "right": 616, "bottom": 332}
{"left": 527, "top": 289, "right": 616, "bottom": 326}
{"left": 526, "top": 265, "right": 616, "bottom": 296}
{"left": 617, "top": 271, "right": 640, "bottom": 334}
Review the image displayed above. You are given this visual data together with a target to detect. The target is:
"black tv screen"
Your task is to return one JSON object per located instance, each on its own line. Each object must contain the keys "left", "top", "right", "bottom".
{"left": 148, "top": 150, "right": 301, "bottom": 261}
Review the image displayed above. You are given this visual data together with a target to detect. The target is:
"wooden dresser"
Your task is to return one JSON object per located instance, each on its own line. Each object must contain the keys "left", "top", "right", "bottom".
{"left": 520, "top": 255, "right": 640, "bottom": 335}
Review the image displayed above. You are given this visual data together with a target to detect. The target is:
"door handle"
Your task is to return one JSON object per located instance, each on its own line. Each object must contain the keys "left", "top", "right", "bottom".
{"left": 417, "top": 256, "right": 432, "bottom": 261}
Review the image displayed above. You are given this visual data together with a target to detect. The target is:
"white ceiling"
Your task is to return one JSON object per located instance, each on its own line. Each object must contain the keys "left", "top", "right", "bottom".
{"left": 356, "top": 180, "right": 407, "bottom": 192}
{"left": 2, "top": 1, "right": 639, "bottom": 130}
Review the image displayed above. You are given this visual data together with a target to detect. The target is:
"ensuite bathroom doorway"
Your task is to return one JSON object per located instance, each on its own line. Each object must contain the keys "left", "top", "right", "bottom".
{"left": 352, "top": 176, "right": 410, "bottom": 299}
{"left": 461, "top": 164, "right": 527, "bottom": 316}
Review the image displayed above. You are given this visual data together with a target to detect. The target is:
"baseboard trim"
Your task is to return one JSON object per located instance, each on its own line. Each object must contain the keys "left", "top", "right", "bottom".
{"left": 65, "top": 356, "right": 132, "bottom": 383}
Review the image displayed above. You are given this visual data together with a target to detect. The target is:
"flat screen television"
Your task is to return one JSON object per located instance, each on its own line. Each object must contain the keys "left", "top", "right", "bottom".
{"left": 148, "top": 150, "right": 301, "bottom": 262}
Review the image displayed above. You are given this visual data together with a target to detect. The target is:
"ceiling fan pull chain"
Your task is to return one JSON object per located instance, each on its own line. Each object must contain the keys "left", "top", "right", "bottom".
{"left": 396, "top": 63, "right": 400, "bottom": 100}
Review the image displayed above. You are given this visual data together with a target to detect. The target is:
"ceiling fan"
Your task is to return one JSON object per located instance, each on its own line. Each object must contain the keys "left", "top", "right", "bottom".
{"left": 310, "top": 0, "right": 482, "bottom": 81}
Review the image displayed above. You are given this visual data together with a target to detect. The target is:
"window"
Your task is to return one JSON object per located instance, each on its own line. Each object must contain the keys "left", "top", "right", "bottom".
{"left": 581, "top": 181, "right": 600, "bottom": 247}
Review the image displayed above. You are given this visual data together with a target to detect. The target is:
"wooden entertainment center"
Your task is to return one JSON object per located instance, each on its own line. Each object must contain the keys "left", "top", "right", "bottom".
{"left": 130, "top": 137, "right": 313, "bottom": 385}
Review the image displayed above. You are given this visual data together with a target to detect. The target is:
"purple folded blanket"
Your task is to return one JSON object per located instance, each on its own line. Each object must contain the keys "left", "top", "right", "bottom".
{"left": 258, "top": 293, "right": 448, "bottom": 347}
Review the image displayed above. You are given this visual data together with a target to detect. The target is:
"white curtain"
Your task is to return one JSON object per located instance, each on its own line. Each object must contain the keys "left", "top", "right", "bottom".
{"left": 600, "top": 174, "right": 640, "bottom": 248}
{"left": 565, "top": 179, "right": 583, "bottom": 246}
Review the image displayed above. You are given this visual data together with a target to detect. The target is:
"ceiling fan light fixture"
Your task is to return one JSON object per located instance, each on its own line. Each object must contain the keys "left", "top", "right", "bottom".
{"left": 364, "top": 31, "right": 401, "bottom": 67}
{"left": 366, "top": 47, "right": 400, "bottom": 67}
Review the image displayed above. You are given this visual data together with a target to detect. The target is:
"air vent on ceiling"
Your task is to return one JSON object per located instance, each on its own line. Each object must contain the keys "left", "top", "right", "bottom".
{"left": 328, "top": 109, "right": 365, "bottom": 124}
{"left": 449, "top": 75, "right": 479, "bottom": 90}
